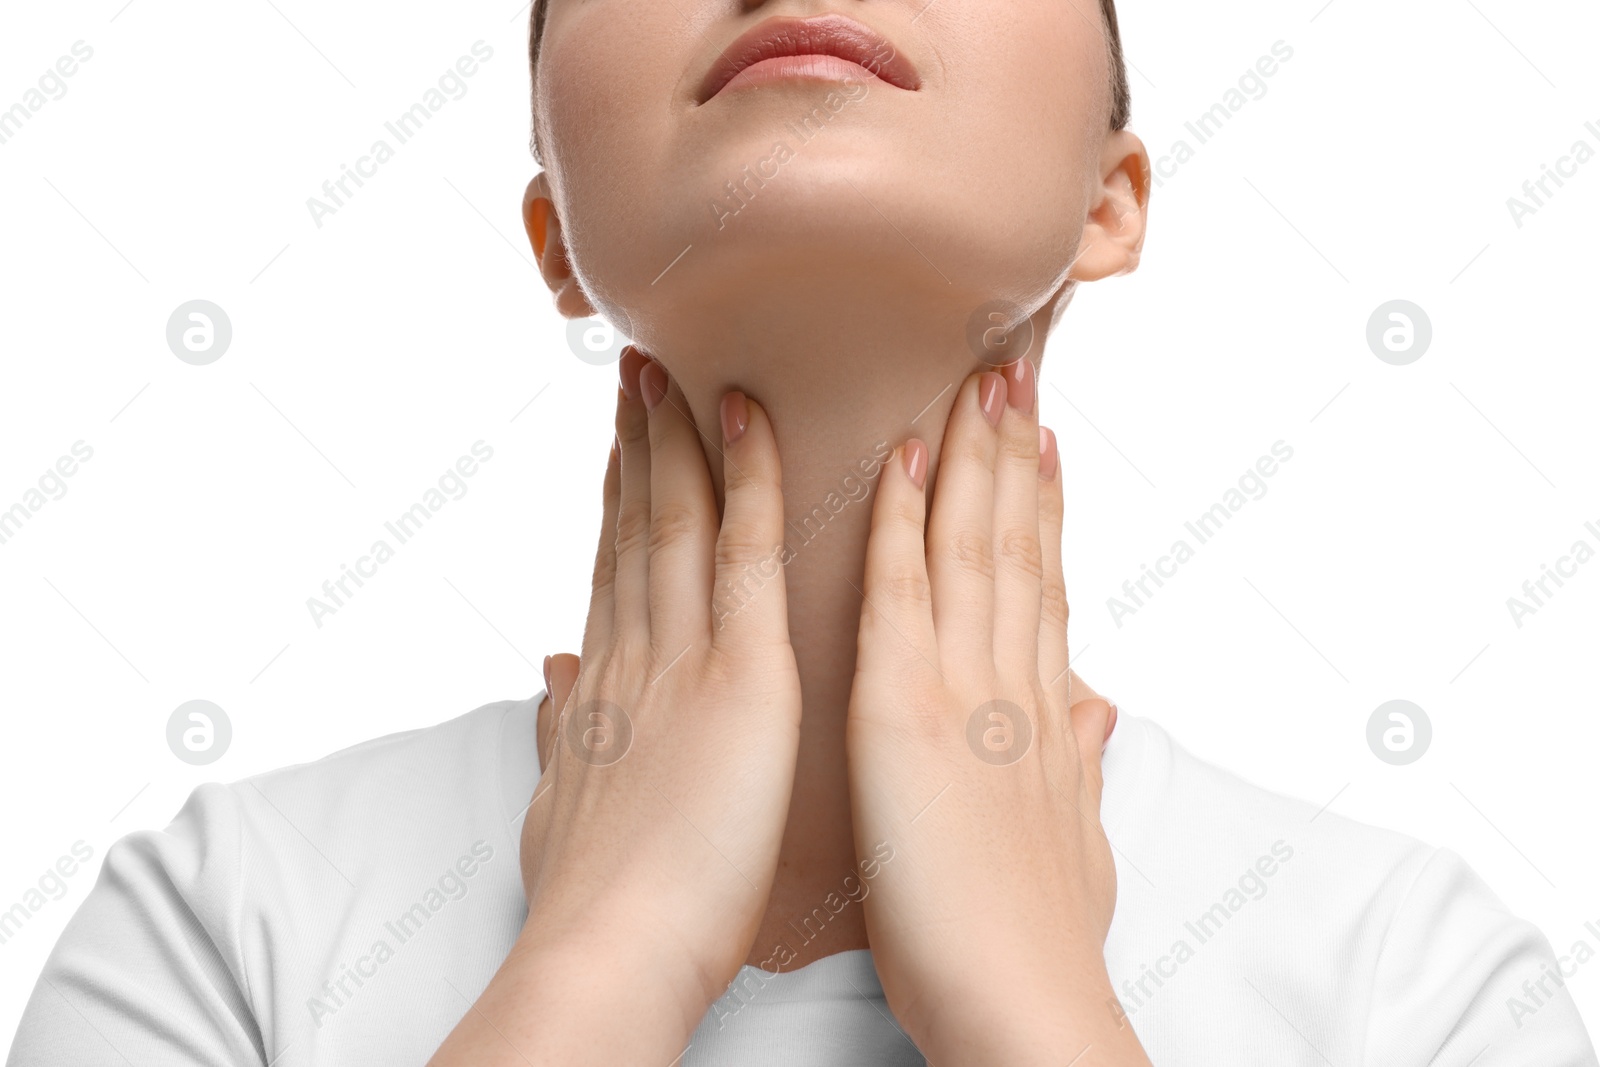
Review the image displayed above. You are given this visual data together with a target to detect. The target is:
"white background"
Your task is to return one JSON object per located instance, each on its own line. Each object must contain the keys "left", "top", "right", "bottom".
{"left": 2, "top": 0, "right": 1597, "bottom": 1052}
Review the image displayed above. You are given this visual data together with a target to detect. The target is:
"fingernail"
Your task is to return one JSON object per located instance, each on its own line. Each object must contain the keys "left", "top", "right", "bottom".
{"left": 640, "top": 360, "right": 668, "bottom": 412}
{"left": 721, "top": 391, "right": 749, "bottom": 444}
{"left": 1002, "top": 358, "right": 1036, "bottom": 414}
{"left": 979, "top": 372, "right": 1007, "bottom": 427}
{"left": 1100, "top": 698, "right": 1120, "bottom": 745}
{"left": 619, "top": 346, "right": 648, "bottom": 401}
{"left": 542, "top": 655, "right": 552, "bottom": 697}
{"left": 1039, "top": 426, "right": 1059, "bottom": 481}
{"left": 903, "top": 439, "right": 928, "bottom": 489}
{"left": 529, "top": 197, "right": 550, "bottom": 260}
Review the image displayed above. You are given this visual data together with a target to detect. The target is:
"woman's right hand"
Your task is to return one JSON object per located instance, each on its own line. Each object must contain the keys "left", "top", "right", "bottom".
{"left": 430, "top": 349, "right": 801, "bottom": 1065}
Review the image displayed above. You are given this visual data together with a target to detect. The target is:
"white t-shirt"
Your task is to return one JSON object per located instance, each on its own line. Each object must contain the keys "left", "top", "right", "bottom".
{"left": 7, "top": 694, "right": 1595, "bottom": 1066}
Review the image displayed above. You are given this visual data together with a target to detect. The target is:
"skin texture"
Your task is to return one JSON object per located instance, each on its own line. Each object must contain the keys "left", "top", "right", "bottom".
{"left": 429, "top": 1, "right": 1153, "bottom": 1062}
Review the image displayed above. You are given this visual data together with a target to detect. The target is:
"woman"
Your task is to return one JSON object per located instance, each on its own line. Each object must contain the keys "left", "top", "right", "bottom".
{"left": 10, "top": 2, "right": 1596, "bottom": 1064}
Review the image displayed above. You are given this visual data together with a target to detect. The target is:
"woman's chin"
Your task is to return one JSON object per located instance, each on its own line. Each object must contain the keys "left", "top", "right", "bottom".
{"left": 583, "top": 189, "right": 1062, "bottom": 344}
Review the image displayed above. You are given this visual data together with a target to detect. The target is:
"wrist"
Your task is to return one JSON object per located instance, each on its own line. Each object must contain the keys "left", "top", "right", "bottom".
{"left": 912, "top": 951, "right": 1145, "bottom": 1066}
{"left": 429, "top": 921, "right": 713, "bottom": 1066}
{"left": 514, "top": 913, "right": 721, "bottom": 1040}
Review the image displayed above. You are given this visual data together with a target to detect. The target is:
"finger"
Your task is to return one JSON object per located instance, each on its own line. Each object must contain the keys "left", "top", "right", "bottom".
{"left": 537, "top": 657, "right": 554, "bottom": 772}
{"left": 926, "top": 370, "right": 1007, "bottom": 664}
{"left": 991, "top": 359, "right": 1043, "bottom": 675}
{"left": 536, "top": 692, "right": 554, "bottom": 775}
{"left": 642, "top": 359, "right": 717, "bottom": 643}
{"left": 537, "top": 652, "right": 581, "bottom": 773}
{"left": 581, "top": 427, "right": 623, "bottom": 667}
{"left": 1036, "top": 425, "right": 1071, "bottom": 708}
{"left": 856, "top": 438, "right": 940, "bottom": 689}
{"left": 709, "top": 392, "right": 791, "bottom": 658}
{"left": 549, "top": 652, "right": 582, "bottom": 748}
{"left": 612, "top": 347, "right": 654, "bottom": 641}
{"left": 1066, "top": 697, "right": 1114, "bottom": 818}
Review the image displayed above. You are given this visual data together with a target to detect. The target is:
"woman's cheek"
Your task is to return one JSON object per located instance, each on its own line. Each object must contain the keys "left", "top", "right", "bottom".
{"left": 541, "top": 32, "right": 694, "bottom": 281}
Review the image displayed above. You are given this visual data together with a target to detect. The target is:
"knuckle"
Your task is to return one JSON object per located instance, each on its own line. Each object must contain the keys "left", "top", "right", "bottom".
{"left": 948, "top": 432, "right": 994, "bottom": 473}
{"left": 704, "top": 642, "right": 761, "bottom": 683}
{"left": 646, "top": 406, "right": 677, "bottom": 451}
{"left": 722, "top": 462, "right": 753, "bottom": 495}
{"left": 646, "top": 501, "right": 702, "bottom": 555}
{"left": 1041, "top": 575, "right": 1071, "bottom": 629}
{"left": 874, "top": 568, "right": 933, "bottom": 606}
{"left": 616, "top": 407, "right": 651, "bottom": 451}
{"left": 715, "top": 523, "right": 775, "bottom": 570}
{"left": 998, "top": 431, "right": 1039, "bottom": 468}
{"left": 889, "top": 490, "right": 927, "bottom": 530}
{"left": 1039, "top": 482, "right": 1064, "bottom": 526}
{"left": 613, "top": 499, "right": 653, "bottom": 555}
{"left": 703, "top": 642, "right": 784, "bottom": 688}
{"left": 723, "top": 455, "right": 772, "bottom": 497}
{"left": 944, "top": 528, "right": 995, "bottom": 580}
{"left": 997, "top": 526, "right": 1044, "bottom": 580}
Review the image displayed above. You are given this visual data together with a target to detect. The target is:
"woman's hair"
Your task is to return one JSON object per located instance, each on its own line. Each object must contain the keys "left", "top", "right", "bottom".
{"left": 526, "top": 1, "right": 1132, "bottom": 162}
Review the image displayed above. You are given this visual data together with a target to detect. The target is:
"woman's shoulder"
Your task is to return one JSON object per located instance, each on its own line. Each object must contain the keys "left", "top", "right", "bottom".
{"left": 1107, "top": 711, "right": 1428, "bottom": 874}
{"left": 228, "top": 692, "right": 542, "bottom": 827}
{"left": 1108, "top": 710, "right": 1469, "bottom": 940}
{"left": 201, "top": 691, "right": 543, "bottom": 905}
{"left": 1106, "top": 713, "right": 1596, "bottom": 1063}
{"left": 7, "top": 694, "right": 544, "bottom": 1066}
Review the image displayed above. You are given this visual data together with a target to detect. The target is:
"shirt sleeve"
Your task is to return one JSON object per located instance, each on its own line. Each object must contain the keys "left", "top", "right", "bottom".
{"left": 6, "top": 783, "right": 265, "bottom": 1066}
{"left": 1363, "top": 847, "right": 1598, "bottom": 1066}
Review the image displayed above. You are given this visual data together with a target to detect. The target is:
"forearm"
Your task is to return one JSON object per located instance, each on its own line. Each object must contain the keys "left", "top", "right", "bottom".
{"left": 917, "top": 952, "right": 1153, "bottom": 1067}
{"left": 427, "top": 927, "right": 710, "bottom": 1066}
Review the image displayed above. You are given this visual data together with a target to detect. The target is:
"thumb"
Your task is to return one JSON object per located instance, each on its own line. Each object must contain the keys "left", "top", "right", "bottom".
{"left": 537, "top": 653, "right": 582, "bottom": 772}
{"left": 1066, "top": 697, "right": 1117, "bottom": 810}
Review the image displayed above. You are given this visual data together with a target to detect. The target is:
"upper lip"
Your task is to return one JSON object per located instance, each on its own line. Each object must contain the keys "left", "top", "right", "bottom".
{"left": 698, "top": 14, "right": 921, "bottom": 102}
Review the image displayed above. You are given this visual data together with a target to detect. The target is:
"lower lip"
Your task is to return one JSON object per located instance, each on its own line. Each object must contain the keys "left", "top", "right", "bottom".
{"left": 718, "top": 54, "right": 884, "bottom": 95}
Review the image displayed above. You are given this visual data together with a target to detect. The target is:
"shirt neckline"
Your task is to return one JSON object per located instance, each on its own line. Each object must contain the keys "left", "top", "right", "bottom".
{"left": 502, "top": 690, "right": 1154, "bottom": 1000}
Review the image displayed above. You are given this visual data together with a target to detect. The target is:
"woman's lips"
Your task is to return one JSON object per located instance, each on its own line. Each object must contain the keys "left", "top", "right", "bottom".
{"left": 698, "top": 14, "right": 921, "bottom": 103}
{"left": 720, "top": 53, "right": 889, "bottom": 95}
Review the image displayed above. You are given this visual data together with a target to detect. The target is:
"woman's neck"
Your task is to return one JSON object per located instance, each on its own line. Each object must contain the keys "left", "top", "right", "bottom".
{"left": 637, "top": 292, "right": 1097, "bottom": 971}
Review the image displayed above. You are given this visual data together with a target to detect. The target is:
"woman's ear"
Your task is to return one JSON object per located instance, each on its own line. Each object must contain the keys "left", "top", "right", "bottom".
{"left": 1067, "top": 131, "right": 1152, "bottom": 283}
{"left": 523, "top": 174, "right": 597, "bottom": 319}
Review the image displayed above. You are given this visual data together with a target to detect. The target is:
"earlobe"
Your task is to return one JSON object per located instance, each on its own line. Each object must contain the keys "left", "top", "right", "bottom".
{"left": 522, "top": 173, "right": 597, "bottom": 319}
{"left": 1068, "top": 131, "right": 1151, "bottom": 283}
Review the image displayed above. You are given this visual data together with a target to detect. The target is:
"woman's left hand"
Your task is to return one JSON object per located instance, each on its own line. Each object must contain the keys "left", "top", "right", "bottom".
{"left": 846, "top": 359, "right": 1151, "bottom": 1066}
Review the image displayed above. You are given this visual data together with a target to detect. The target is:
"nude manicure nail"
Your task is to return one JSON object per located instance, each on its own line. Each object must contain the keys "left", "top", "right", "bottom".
{"left": 1039, "top": 426, "right": 1059, "bottom": 481}
{"left": 903, "top": 439, "right": 928, "bottom": 489}
{"left": 979, "top": 372, "right": 1007, "bottom": 427}
{"left": 640, "top": 360, "right": 668, "bottom": 412}
{"left": 1003, "top": 358, "right": 1036, "bottom": 414}
{"left": 721, "top": 391, "right": 749, "bottom": 443}
{"left": 619, "top": 346, "right": 648, "bottom": 401}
